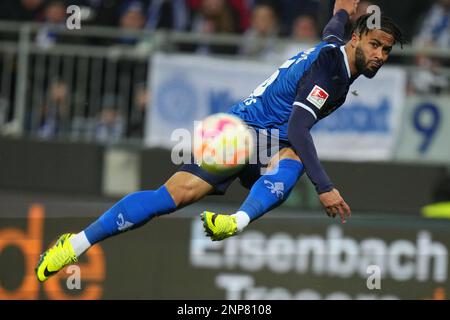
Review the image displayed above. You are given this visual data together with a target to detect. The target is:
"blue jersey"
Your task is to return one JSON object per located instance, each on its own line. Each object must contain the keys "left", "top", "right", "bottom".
{"left": 229, "top": 9, "right": 355, "bottom": 194}
{"left": 229, "top": 41, "right": 353, "bottom": 142}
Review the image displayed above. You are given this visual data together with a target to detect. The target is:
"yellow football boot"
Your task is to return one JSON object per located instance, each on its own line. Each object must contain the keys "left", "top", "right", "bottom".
{"left": 201, "top": 211, "right": 238, "bottom": 241}
{"left": 35, "top": 233, "right": 78, "bottom": 282}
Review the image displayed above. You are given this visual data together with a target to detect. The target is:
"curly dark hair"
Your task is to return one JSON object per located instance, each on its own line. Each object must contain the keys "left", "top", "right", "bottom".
{"left": 352, "top": 13, "right": 407, "bottom": 48}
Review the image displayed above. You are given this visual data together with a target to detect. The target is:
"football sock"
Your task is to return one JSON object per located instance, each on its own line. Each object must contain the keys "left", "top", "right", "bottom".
{"left": 238, "top": 159, "right": 304, "bottom": 222}
{"left": 82, "top": 186, "right": 177, "bottom": 246}
{"left": 69, "top": 231, "right": 90, "bottom": 257}
{"left": 232, "top": 211, "right": 251, "bottom": 232}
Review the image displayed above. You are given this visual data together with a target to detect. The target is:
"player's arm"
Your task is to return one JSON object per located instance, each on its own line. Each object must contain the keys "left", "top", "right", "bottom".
{"left": 288, "top": 108, "right": 351, "bottom": 224}
{"left": 288, "top": 107, "right": 332, "bottom": 193}
{"left": 322, "top": 0, "right": 359, "bottom": 43}
{"left": 287, "top": 53, "right": 351, "bottom": 223}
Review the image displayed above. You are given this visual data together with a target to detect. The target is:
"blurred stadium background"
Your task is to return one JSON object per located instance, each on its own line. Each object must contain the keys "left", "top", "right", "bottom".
{"left": 1, "top": 0, "right": 450, "bottom": 300}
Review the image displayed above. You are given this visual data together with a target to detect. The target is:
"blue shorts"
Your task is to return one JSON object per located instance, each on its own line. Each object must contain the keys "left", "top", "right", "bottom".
{"left": 178, "top": 135, "right": 291, "bottom": 195}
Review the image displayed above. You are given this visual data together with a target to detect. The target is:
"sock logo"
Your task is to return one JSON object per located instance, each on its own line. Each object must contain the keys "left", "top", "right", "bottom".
{"left": 264, "top": 180, "right": 284, "bottom": 199}
{"left": 116, "top": 213, "right": 134, "bottom": 232}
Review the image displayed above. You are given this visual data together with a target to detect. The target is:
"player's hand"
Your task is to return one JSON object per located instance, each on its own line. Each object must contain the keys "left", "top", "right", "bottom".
{"left": 319, "top": 188, "right": 351, "bottom": 224}
{"left": 334, "top": 0, "right": 360, "bottom": 17}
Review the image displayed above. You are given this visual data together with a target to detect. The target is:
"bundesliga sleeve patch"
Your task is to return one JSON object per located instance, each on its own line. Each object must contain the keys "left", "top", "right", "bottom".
{"left": 306, "top": 85, "right": 329, "bottom": 109}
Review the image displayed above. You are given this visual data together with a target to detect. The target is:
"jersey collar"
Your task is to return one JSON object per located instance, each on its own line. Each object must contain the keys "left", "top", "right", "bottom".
{"left": 340, "top": 45, "right": 351, "bottom": 78}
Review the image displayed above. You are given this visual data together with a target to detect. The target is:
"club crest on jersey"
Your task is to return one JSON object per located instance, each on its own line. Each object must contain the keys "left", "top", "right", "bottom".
{"left": 307, "top": 85, "right": 329, "bottom": 109}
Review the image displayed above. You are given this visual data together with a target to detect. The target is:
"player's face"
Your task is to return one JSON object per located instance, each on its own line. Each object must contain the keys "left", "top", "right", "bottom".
{"left": 354, "top": 29, "right": 395, "bottom": 78}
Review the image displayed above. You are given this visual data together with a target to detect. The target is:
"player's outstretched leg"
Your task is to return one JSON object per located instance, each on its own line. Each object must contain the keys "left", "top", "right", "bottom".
{"left": 202, "top": 149, "right": 304, "bottom": 241}
{"left": 36, "top": 172, "right": 213, "bottom": 282}
{"left": 35, "top": 186, "right": 176, "bottom": 282}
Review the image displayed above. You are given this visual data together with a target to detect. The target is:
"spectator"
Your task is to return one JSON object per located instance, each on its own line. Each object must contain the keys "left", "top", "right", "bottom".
{"left": 118, "top": 1, "right": 147, "bottom": 45}
{"left": 114, "top": 1, "right": 173, "bottom": 55}
{"left": 281, "top": 14, "right": 320, "bottom": 59}
{"left": 225, "top": 0, "right": 252, "bottom": 32}
{"left": 127, "top": 83, "right": 150, "bottom": 139}
{"left": 36, "top": 79, "right": 69, "bottom": 139}
{"left": 0, "top": 0, "right": 45, "bottom": 22}
{"left": 95, "top": 95, "right": 125, "bottom": 143}
{"left": 291, "top": 14, "right": 320, "bottom": 42}
{"left": 239, "top": 4, "right": 279, "bottom": 58}
{"left": 411, "top": 0, "right": 450, "bottom": 94}
{"left": 409, "top": 55, "right": 448, "bottom": 94}
{"left": 192, "top": 0, "right": 238, "bottom": 34}
{"left": 36, "top": 0, "right": 67, "bottom": 48}
{"left": 145, "top": 0, "right": 191, "bottom": 32}
{"left": 415, "top": 0, "right": 450, "bottom": 48}
{"left": 256, "top": 0, "right": 320, "bottom": 36}
{"left": 190, "top": 0, "right": 240, "bottom": 54}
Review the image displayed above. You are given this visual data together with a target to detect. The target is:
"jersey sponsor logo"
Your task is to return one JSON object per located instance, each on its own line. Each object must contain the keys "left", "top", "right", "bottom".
{"left": 307, "top": 85, "right": 329, "bottom": 109}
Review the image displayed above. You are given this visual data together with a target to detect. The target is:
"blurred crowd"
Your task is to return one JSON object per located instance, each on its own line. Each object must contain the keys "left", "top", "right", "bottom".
{"left": 5, "top": 0, "right": 450, "bottom": 48}
{"left": 0, "top": 1, "right": 446, "bottom": 56}
{"left": 0, "top": 0, "right": 323, "bottom": 37}
{"left": 0, "top": 0, "right": 329, "bottom": 57}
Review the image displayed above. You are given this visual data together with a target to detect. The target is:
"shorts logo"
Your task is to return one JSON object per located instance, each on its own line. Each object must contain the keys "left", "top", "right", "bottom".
{"left": 306, "top": 85, "right": 329, "bottom": 109}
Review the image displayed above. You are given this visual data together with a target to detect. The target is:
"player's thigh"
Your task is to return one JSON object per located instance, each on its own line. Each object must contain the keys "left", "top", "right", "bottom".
{"left": 266, "top": 147, "right": 301, "bottom": 171}
{"left": 164, "top": 171, "right": 214, "bottom": 208}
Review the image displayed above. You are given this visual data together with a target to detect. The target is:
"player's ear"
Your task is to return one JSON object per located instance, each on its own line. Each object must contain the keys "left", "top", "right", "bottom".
{"left": 350, "top": 32, "right": 359, "bottom": 47}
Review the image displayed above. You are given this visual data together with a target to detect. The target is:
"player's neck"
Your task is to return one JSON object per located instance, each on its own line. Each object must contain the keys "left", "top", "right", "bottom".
{"left": 344, "top": 44, "right": 359, "bottom": 78}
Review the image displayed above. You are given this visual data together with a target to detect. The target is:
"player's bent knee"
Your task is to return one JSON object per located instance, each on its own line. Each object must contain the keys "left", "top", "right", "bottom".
{"left": 279, "top": 147, "right": 301, "bottom": 161}
{"left": 170, "top": 184, "right": 196, "bottom": 207}
{"left": 267, "top": 147, "right": 301, "bottom": 172}
{"left": 165, "top": 172, "right": 212, "bottom": 207}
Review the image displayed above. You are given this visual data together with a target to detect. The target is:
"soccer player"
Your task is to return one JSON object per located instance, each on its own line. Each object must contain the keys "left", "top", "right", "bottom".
{"left": 36, "top": 0, "right": 405, "bottom": 282}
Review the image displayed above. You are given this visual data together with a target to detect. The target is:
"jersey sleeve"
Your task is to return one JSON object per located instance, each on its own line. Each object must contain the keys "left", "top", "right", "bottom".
{"left": 322, "top": 9, "right": 349, "bottom": 45}
{"left": 293, "top": 49, "right": 337, "bottom": 121}
{"left": 288, "top": 49, "right": 338, "bottom": 194}
{"left": 287, "top": 106, "right": 334, "bottom": 194}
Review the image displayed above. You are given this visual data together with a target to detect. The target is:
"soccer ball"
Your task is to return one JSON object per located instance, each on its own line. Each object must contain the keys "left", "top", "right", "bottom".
{"left": 193, "top": 113, "right": 254, "bottom": 174}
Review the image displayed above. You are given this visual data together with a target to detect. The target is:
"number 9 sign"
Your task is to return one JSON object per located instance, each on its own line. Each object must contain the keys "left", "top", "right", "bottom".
{"left": 413, "top": 103, "right": 441, "bottom": 154}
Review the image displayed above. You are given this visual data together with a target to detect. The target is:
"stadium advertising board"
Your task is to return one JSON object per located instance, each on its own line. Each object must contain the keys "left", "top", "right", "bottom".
{"left": 147, "top": 53, "right": 406, "bottom": 161}
{"left": 395, "top": 96, "right": 450, "bottom": 164}
{"left": 0, "top": 205, "right": 106, "bottom": 300}
{"left": 311, "top": 66, "right": 406, "bottom": 161}
{"left": 189, "top": 219, "right": 448, "bottom": 300}
{"left": 1, "top": 198, "right": 449, "bottom": 300}
{"left": 146, "top": 53, "right": 273, "bottom": 149}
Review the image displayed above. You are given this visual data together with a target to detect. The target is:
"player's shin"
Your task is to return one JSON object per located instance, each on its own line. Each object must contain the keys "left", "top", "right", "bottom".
{"left": 234, "top": 159, "right": 304, "bottom": 230}
{"left": 70, "top": 185, "right": 177, "bottom": 257}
